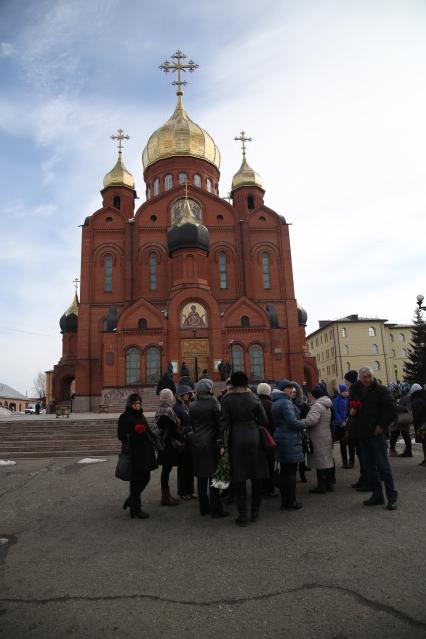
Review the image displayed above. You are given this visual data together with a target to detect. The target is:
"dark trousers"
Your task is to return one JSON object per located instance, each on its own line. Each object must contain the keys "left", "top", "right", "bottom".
{"left": 177, "top": 448, "right": 194, "bottom": 496}
{"left": 390, "top": 428, "right": 412, "bottom": 453}
{"left": 234, "top": 479, "right": 262, "bottom": 517}
{"left": 360, "top": 433, "right": 398, "bottom": 502}
{"left": 340, "top": 439, "right": 356, "bottom": 465}
{"left": 160, "top": 464, "right": 173, "bottom": 491}
{"left": 130, "top": 471, "right": 150, "bottom": 511}
{"left": 354, "top": 439, "right": 370, "bottom": 487}
{"left": 197, "top": 477, "right": 223, "bottom": 516}
{"left": 279, "top": 462, "right": 298, "bottom": 506}
{"left": 264, "top": 453, "right": 276, "bottom": 494}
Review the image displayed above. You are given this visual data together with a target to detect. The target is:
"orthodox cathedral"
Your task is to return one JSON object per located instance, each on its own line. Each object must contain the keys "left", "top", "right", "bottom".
{"left": 52, "top": 51, "right": 317, "bottom": 411}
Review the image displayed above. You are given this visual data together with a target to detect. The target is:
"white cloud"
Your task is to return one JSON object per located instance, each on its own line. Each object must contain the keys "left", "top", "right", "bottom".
{"left": 0, "top": 42, "right": 15, "bottom": 57}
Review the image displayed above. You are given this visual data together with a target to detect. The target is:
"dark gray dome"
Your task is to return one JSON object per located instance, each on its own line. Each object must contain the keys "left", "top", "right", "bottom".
{"left": 60, "top": 293, "right": 79, "bottom": 332}
{"left": 297, "top": 304, "right": 308, "bottom": 327}
{"left": 167, "top": 223, "right": 209, "bottom": 254}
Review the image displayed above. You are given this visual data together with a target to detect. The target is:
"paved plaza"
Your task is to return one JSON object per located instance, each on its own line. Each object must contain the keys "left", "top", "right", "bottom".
{"left": 1, "top": 444, "right": 425, "bottom": 639}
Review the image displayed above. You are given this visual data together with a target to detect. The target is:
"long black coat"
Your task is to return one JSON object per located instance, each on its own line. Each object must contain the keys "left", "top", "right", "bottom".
{"left": 117, "top": 408, "right": 157, "bottom": 473}
{"left": 220, "top": 388, "right": 269, "bottom": 482}
{"left": 156, "top": 414, "right": 184, "bottom": 467}
{"left": 189, "top": 394, "right": 222, "bottom": 478}
{"left": 348, "top": 380, "right": 396, "bottom": 439}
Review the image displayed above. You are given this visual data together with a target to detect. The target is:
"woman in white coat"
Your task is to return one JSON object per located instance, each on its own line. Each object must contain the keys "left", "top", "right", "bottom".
{"left": 303, "top": 385, "right": 334, "bottom": 494}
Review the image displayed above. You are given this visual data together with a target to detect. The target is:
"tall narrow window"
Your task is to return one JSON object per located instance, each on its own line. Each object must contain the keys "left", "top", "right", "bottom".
{"left": 104, "top": 254, "right": 112, "bottom": 292}
{"left": 241, "top": 316, "right": 250, "bottom": 327}
{"left": 146, "top": 187, "right": 151, "bottom": 200}
{"left": 179, "top": 172, "right": 187, "bottom": 184}
{"left": 218, "top": 252, "right": 227, "bottom": 289}
{"left": 399, "top": 333, "right": 405, "bottom": 342}
{"left": 249, "top": 344, "right": 264, "bottom": 379}
{"left": 206, "top": 178, "right": 212, "bottom": 192}
{"left": 372, "top": 360, "right": 380, "bottom": 371}
{"left": 165, "top": 174, "right": 173, "bottom": 190}
{"left": 341, "top": 327, "right": 347, "bottom": 337}
{"left": 262, "top": 252, "right": 271, "bottom": 289}
{"left": 344, "top": 344, "right": 349, "bottom": 355}
{"left": 371, "top": 343, "right": 378, "bottom": 353}
{"left": 153, "top": 178, "right": 160, "bottom": 196}
{"left": 231, "top": 344, "right": 244, "bottom": 372}
{"left": 368, "top": 327, "right": 376, "bottom": 337}
{"left": 113, "top": 195, "right": 120, "bottom": 209}
{"left": 194, "top": 174, "right": 201, "bottom": 187}
{"left": 149, "top": 253, "right": 157, "bottom": 290}
{"left": 247, "top": 195, "right": 254, "bottom": 209}
{"left": 146, "top": 347, "right": 161, "bottom": 383}
{"left": 125, "top": 348, "right": 140, "bottom": 384}
{"left": 138, "top": 318, "right": 147, "bottom": 329}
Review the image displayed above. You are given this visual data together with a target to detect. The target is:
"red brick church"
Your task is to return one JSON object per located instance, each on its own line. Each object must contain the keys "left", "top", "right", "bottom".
{"left": 52, "top": 51, "right": 317, "bottom": 411}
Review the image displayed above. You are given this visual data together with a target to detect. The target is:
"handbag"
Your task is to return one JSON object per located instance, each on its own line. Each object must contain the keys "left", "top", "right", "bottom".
{"left": 259, "top": 426, "right": 276, "bottom": 451}
{"left": 302, "top": 429, "right": 314, "bottom": 455}
{"left": 115, "top": 435, "right": 132, "bottom": 481}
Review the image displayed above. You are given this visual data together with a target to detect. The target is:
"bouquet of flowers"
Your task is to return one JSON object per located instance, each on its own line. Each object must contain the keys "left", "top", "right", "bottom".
{"left": 211, "top": 431, "right": 231, "bottom": 490}
{"left": 348, "top": 400, "right": 362, "bottom": 416}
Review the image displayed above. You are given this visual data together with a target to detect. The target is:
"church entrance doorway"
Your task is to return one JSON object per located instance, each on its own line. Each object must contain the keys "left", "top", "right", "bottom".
{"left": 181, "top": 338, "right": 209, "bottom": 381}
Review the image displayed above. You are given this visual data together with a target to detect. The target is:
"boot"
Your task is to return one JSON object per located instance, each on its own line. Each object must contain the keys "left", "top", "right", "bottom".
{"left": 325, "top": 468, "right": 334, "bottom": 492}
{"left": 310, "top": 470, "right": 327, "bottom": 494}
{"left": 250, "top": 485, "right": 262, "bottom": 522}
{"left": 235, "top": 490, "right": 249, "bottom": 526}
{"left": 130, "top": 508, "right": 150, "bottom": 519}
{"left": 161, "top": 488, "right": 180, "bottom": 506}
{"left": 122, "top": 497, "right": 131, "bottom": 510}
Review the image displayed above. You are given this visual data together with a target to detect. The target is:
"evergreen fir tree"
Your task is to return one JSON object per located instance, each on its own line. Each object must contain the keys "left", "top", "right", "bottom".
{"left": 403, "top": 306, "right": 426, "bottom": 385}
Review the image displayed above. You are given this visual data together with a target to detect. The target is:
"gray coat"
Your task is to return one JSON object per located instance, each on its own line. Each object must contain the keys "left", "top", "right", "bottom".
{"left": 303, "top": 396, "right": 334, "bottom": 470}
{"left": 189, "top": 394, "right": 222, "bottom": 478}
{"left": 220, "top": 388, "right": 269, "bottom": 482}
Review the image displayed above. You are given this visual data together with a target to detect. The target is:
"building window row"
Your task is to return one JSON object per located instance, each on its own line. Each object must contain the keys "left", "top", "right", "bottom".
{"left": 125, "top": 346, "right": 162, "bottom": 384}
{"left": 230, "top": 344, "right": 264, "bottom": 379}
{"left": 147, "top": 174, "right": 218, "bottom": 200}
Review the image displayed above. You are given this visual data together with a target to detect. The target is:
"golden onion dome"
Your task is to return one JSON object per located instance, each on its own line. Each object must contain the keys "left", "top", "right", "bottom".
{"left": 231, "top": 157, "right": 263, "bottom": 191}
{"left": 142, "top": 95, "right": 221, "bottom": 171}
{"left": 103, "top": 152, "right": 135, "bottom": 189}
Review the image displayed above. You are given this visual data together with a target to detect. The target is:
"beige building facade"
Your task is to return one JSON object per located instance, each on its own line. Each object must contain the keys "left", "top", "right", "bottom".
{"left": 307, "top": 314, "right": 412, "bottom": 391}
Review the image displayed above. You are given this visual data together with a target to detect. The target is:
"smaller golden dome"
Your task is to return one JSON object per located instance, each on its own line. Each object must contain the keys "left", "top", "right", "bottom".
{"left": 103, "top": 152, "right": 135, "bottom": 189}
{"left": 231, "top": 157, "right": 262, "bottom": 191}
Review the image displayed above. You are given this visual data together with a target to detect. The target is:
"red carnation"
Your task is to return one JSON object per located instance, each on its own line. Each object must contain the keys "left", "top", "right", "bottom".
{"left": 349, "top": 400, "right": 362, "bottom": 410}
{"left": 134, "top": 423, "right": 146, "bottom": 433}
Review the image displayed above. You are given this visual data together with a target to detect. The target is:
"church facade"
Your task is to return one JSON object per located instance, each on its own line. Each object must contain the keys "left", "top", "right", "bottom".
{"left": 52, "top": 51, "right": 317, "bottom": 411}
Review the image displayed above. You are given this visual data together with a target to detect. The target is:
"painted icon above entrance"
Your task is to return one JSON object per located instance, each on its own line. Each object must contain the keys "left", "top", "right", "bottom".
{"left": 181, "top": 302, "right": 208, "bottom": 328}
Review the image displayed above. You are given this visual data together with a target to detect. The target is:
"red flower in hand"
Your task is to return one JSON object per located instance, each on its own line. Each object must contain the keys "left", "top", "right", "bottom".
{"left": 349, "top": 401, "right": 362, "bottom": 410}
{"left": 134, "top": 423, "right": 146, "bottom": 433}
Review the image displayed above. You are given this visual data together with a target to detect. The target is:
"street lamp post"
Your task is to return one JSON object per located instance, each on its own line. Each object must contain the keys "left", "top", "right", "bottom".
{"left": 416, "top": 294, "right": 426, "bottom": 311}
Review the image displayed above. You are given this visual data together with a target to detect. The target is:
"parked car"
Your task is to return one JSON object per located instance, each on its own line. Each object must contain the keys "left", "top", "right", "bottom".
{"left": 25, "top": 404, "right": 36, "bottom": 414}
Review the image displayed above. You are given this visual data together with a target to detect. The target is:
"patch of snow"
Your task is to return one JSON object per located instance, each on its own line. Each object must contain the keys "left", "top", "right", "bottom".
{"left": 0, "top": 460, "right": 16, "bottom": 466}
{"left": 77, "top": 458, "right": 107, "bottom": 464}
{"left": 0, "top": 538, "right": 9, "bottom": 545}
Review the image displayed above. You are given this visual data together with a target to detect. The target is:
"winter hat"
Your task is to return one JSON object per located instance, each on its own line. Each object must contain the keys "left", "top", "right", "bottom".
{"left": 195, "top": 378, "right": 214, "bottom": 395}
{"left": 339, "top": 384, "right": 347, "bottom": 393}
{"left": 276, "top": 379, "right": 294, "bottom": 391}
{"left": 176, "top": 384, "right": 192, "bottom": 397}
{"left": 257, "top": 382, "right": 272, "bottom": 396}
{"left": 311, "top": 384, "right": 328, "bottom": 399}
{"left": 400, "top": 382, "right": 410, "bottom": 396}
{"left": 344, "top": 370, "right": 358, "bottom": 385}
{"left": 410, "top": 383, "right": 422, "bottom": 395}
{"left": 159, "top": 388, "right": 174, "bottom": 405}
{"left": 230, "top": 371, "right": 249, "bottom": 387}
{"left": 126, "top": 393, "right": 142, "bottom": 409}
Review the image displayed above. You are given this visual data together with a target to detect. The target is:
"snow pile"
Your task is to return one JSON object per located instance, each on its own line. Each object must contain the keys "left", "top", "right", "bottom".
{"left": 0, "top": 460, "right": 16, "bottom": 466}
{"left": 77, "top": 458, "right": 107, "bottom": 464}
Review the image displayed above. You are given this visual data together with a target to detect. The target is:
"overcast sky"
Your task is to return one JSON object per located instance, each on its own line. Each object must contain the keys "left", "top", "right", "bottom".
{"left": 1, "top": 0, "right": 425, "bottom": 394}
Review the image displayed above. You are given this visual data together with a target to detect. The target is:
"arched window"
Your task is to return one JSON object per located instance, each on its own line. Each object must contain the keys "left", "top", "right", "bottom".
{"left": 113, "top": 195, "right": 120, "bottom": 209}
{"left": 344, "top": 344, "right": 349, "bottom": 354}
{"left": 372, "top": 360, "right": 380, "bottom": 371}
{"left": 153, "top": 178, "right": 160, "bottom": 196}
{"left": 400, "top": 348, "right": 407, "bottom": 357}
{"left": 368, "top": 327, "right": 376, "bottom": 337}
{"left": 206, "top": 178, "right": 212, "bottom": 192}
{"left": 104, "top": 254, "right": 112, "bottom": 292}
{"left": 179, "top": 172, "right": 187, "bottom": 184}
{"left": 149, "top": 253, "right": 157, "bottom": 290}
{"left": 165, "top": 174, "right": 173, "bottom": 190}
{"left": 241, "top": 315, "right": 250, "bottom": 327}
{"left": 146, "top": 187, "right": 151, "bottom": 200}
{"left": 399, "top": 333, "right": 405, "bottom": 342}
{"left": 218, "top": 252, "right": 227, "bottom": 289}
{"left": 371, "top": 343, "right": 378, "bottom": 353}
{"left": 262, "top": 252, "right": 271, "bottom": 289}
{"left": 391, "top": 349, "right": 396, "bottom": 357}
{"left": 247, "top": 195, "right": 254, "bottom": 209}
{"left": 126, "top": 348, "right": 140, "bottom": 384}
{"left": 194, "top": 174, "right": 201, "bottom": 187}
{"left": 249, "top": 344, "right": 264, "bottom": 379}
{"left": 146, "top": 347, "right": 161, "bottom": 383}
{"left": 138, "top": 318, "right": 147, "bottom": 329}
{"left": 341, "top": 327, "right": 347, "bottom": 337}
{"left": 231, "top": 344, "right": 244, "bottom": 372}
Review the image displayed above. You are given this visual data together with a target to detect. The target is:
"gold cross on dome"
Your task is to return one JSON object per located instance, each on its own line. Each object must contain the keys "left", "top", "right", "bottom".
{"left": 234, "top": 131, "right": 252, "bottom": 160}
{"left": 111, "top": 128, "right": 130, "bottom": 154}
{"left": 73, "top": 277, "right": 80, "bottom": 293}
{"left": 160, "top": 50, "right": 199, "bottom": 96}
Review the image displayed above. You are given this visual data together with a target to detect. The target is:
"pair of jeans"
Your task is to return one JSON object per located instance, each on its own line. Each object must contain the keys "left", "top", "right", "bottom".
{"left": 360, "top": 433, "right": 398, "bottom": 502}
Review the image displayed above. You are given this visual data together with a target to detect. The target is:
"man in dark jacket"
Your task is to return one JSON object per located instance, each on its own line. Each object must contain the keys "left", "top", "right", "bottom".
{"left": 410, "top": 383, "right": 426, "bottom": 466}
{"left": 156, "top": 373, "right": 176, "bottom": 396}
{"left": 349, "top": 367, "right": 397, "bottom": 510}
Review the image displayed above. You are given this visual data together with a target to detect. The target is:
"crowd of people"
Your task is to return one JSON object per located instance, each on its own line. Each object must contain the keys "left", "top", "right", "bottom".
{"left": 116, "top": 367, "right": 426, "bottom": 524}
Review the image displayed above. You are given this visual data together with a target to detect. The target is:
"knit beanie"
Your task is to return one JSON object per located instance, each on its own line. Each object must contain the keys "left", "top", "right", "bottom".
{"left": 410, "top": 383, "right": 422, "bottom": 395}
{"left": 344, "top": 370, "right": 358, "bottom": 385}
{"left": 159, "top": 388, "right": 174, "bottom": 405}
{"left": 195, "top": 378, "right": 214, "bottom": 394}
{"left": 230, "top": 371, "right": 249, "bottom": 387}
{"left": 339, "top": 384, "right": 347, "bottom": 393}
{"left": 276, "top": 379, "right": 293, "bottom": 391}
{"left": 257, "top": 382, "right": 272, "bottom": 396}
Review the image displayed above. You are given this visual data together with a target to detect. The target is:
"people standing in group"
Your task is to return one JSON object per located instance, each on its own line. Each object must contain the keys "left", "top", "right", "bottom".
{"left": 174, "top": 385, "right": 195, "bottom": 500}
{"left": 189, "top": 379, "right": 229, "bottom": 518}
{"left": 272, "top": 380, "right": 305, "bottom": 511}
{"left": 410, "top": 383, "right": 426, "bottom": 466}
{"left": 291, "top": 381, "right": 310, "bottom": 483}
{"left": 220, "top": 371, "right": 269, "bottom": 526}
{"left": 155, "top": 388, "right": 183, "bottom": 506}
{"left": 257, "top": 382, "right": 276, "bottom": 497}
{"left": 117, "top": 393, "right": 157, "bottom": 519}
{"left": 156, "top": 372, "right": 176, "bottom": 396}
{"left": 333, "top": 384, "right": 355, "bottom": 468}
{"left": 348, "top": 367, "right": 398, "bottom": 510}
{"left": 303, "top": 385, "right": 334, "bottom": 494}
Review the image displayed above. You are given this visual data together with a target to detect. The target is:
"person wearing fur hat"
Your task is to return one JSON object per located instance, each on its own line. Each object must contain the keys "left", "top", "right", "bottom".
{"left": 257, "top": 382, "right": 276, "bottom": 496}
{"left": 155, "top": 388, "right": 184, "bottom": 506}
{"left": 303, "top": 385, "right": 334, "bottom": 493}
{"left": 333, "top": 384, "right": 355, "bottom": 468}
{"left": 117, "top": 393, "right": 158, "bottom": 519}
{"left": 410, "top": 383, "right": 426, "bottom": 466}
{"left": 174, "top": 385, "right": 195, "bottom": 500}
{"left": 220, "top": 371, "right": 269, "bottom": 526}
{"left": 189, "top": 378, "right": 229, "bottom": 518}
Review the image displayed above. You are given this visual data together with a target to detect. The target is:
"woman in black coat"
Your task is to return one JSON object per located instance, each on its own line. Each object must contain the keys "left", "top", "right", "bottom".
{"left": 117, "top": 393, "right": 158, "bottom": 519}
{"left": 155, "top": 388, "right": 184, "bottom": 506}
{"left": 189, "top": 378, "right": 228, "bottom": 518}
{"left": 174, "top": 384, "right": 195, "bottom": 500}
{"left": 220, "top": 371, "right": 269, "bottom": 526}
{"left": 257, "top": 382, "right": 276, "bottom": 497}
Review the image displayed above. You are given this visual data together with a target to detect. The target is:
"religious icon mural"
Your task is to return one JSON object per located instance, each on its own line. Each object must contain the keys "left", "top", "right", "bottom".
{"left": 171, "top": 198, "right": 202, "bottom": 226}
{"left": 181, "top": 302, "right": 208, "bottom": 328}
